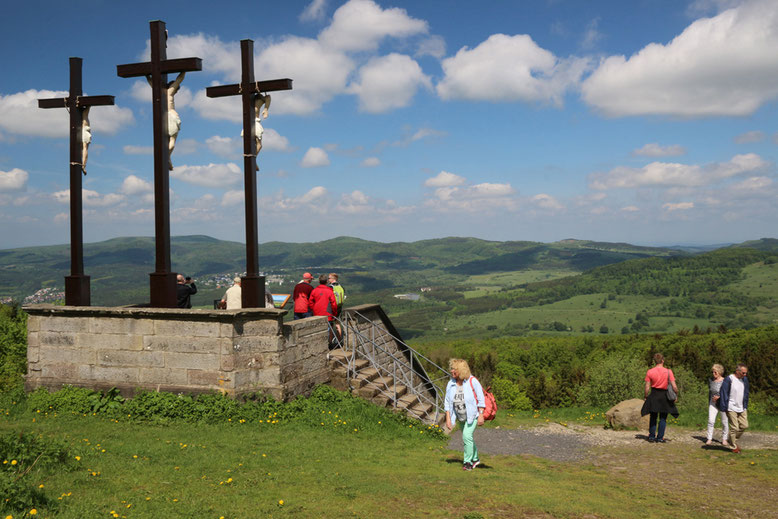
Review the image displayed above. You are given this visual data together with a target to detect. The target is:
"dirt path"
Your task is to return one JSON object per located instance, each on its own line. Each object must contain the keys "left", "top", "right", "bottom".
{"left": 448, "top": 423, "right": 778, "bottom": 462}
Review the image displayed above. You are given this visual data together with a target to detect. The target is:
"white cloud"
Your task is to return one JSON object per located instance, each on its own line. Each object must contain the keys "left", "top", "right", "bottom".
{"left": 582, "top": 0, "right": 778, "bottom": 117}
{"left": 254, "top": 37, "right": 355, "bottom": 115}
{"left": 347, "top": 54, "right": 431, "bottom": 113}
{"left": 416, "top": 35, "right": 446, "bottom": 58}
{"left": 221, "top": 189, "right": 244, "bottom": 207}
{"left": 0, "top": 90, "right": 134, "bottom": 138}
{"left": 120, "top": 175, "right": 153, "bottom": 196}
{"left": 632, "top": 143, "right": 687, "bottom": 157}
{"left": 301, "top": 147, "right": 331, "bottom": 168}
{"left": 300, "top": 0, "right": 327, "bottom": 22}
{"left": 361, "top": 157, "right": 380, "bottom": 167}
{"left": 425, "top": 171, "right": 466, "bottom": 187}
{"left": 171, "top": 163, "right": 241, "bottom": 187}
{"left": 123, "top": 145, "right": 152, "bottom": 155}
{"left": 734, "top": 130, "right": 765, "bottom": 143}
{"left": 54, "top": 212, "right": 68, "bottom": 224}
{"left": 589, "top": 153, "right": 768, "bottom": 189}
{"left": 621, "top": 205, "right": 640, "bottom": 212}
{"left": 319, "top": 0, "right": 428, "bottom": 52}
{"left": 663, "top": 202, "right": 694, "bottom": 211}
{"left": 436, "top": 34, "right": 589, "bottom": 105}
{"left": 263, "top": 128, "right": 293, "bottom": 152}
{"left": 53, "top": 188, "right": 124, "bottom": 207}
{"left": 206, "top": 136, "right": 239, "bottom": 158}
{"left": 0, "top": 168, "right": 28, "bottom": 191}
{"left": 143, "top": 35, "right": 240, "bottom": 79}
{"left": 730, "top": 175, "right": 773, "bottom": 193}
{"left": 531, "top": 193, "right": 565, "bottom": 211}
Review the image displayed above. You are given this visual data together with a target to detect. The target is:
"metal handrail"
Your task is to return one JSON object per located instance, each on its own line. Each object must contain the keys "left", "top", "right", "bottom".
{"left": 327, "top": 311, "right": 450, "bottom": 424}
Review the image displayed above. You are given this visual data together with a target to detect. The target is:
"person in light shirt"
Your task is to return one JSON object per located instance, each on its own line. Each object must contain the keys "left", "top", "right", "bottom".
{"left": 221, "top": 277, "right": 242, "bottom": 310}
{"left": 718, "top": 363, "right": 750, "bottom": 454}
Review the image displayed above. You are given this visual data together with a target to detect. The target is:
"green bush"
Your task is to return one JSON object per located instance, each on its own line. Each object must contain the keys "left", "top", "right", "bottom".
{"left": 671, "top": 364, "right": 708, "bottom": 413}
{"left": 577, "top": 354, "right": 646, "bottom": 407}
{"left": 26, "top": 385, "right": 96, "bottom": 415}
{"left": 491, "top": 376, "right": 532, "bottom": 410}
{"left": 0, "top": 304, "right": 27, "bottom": 391}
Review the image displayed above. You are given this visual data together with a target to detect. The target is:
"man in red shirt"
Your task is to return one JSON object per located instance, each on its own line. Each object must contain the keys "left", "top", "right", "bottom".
{"left": 292, "top": 272, "right": 314, "bottom": 319}
{"left": 308, "top": 274, "right": 337, "bottom": 321}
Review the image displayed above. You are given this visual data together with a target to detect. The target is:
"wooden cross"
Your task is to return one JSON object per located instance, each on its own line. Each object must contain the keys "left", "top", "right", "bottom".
{"left": 38, "top": 57, "right": 115, "bottom": 307}
{"left": 117, "top": 20, "right": 202, "bottom": 308}
{"left": 206, "top": 40, "right": 292, "bottom": 308}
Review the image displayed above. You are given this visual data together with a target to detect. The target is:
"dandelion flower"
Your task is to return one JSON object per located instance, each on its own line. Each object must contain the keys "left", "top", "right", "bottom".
{"left": 279, "top": 500, "right": 284, "bottom": 506}
{"left": 75, "top": 456, "right": 81, "bottom": 461}
{"left": 29, "top": 510, "right": 37, "bottom": 516}
{"left": 38, "top": 484, "right": 44, "bottom": 488}
{"left": 10, "top": 460, "right": 17, "bottom": 465}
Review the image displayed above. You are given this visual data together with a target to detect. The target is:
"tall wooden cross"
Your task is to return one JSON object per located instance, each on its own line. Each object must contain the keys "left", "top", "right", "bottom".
{"left": 206, "top": 40, "right": 292, "bottom": 308}
{"left": 38, "top": 57, "right": 115, "bottom": 307}
{"left": 117, "top": 21, "right": 202, "bottom": 308}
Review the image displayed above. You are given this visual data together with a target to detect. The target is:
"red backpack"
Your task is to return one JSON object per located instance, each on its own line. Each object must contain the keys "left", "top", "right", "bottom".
{"left": 469, "top": 377, "right": 497, "bottom": 421}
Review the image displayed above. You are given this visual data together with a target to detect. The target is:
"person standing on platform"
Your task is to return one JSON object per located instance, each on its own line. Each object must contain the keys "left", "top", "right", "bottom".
{"left": 220, "top": 277, "right": 242, "bottom": 310}
{"left": 293, "top": 272, "right": 314, "bottom": 319}
{"left": 309, "top": 274, "right": 338, "bottom": 347}
{"left": 176, "top": 274, "right": 197, "bottom": 308}
{"left": 719, "top": 363, "right": 750, "bottom": 454}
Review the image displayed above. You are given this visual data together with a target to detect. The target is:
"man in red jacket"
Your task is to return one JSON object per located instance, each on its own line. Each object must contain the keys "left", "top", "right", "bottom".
{"left": 292, "top": 272, "right": 314, "bottom": 319}
{"left": 308, "top": 274, "right": 337, "bottom": 321}
{"left": 309, "top": 274, "right": 339, "bottom": 348}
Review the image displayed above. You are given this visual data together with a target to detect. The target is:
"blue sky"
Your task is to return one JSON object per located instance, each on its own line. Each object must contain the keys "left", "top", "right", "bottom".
{"left": 1, "top": 0, "right": 777, "bottom": 249}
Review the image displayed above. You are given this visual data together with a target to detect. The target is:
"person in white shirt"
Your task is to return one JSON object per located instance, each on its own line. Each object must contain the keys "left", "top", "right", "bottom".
{"left": 221, "top": 277, "right": 242, "bottom": 310}
{"left": 718, "top": 363, "right": 750, "bottom": 453}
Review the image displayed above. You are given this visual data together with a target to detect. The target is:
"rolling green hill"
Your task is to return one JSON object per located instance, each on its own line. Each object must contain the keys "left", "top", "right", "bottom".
{"left": 2, "top": 236, "right": 777, "bottom": 341}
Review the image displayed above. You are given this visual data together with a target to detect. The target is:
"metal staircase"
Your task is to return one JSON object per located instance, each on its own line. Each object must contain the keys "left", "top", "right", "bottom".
{"left": 327, "top": 305, "right": 450, "bottom": 426}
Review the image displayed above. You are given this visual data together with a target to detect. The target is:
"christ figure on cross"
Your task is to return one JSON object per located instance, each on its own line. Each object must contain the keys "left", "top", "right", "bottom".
{"left": 241, "top": 93, "right": 271, "bottom": 163}
{"left": 80, "top": 107, "right": 91, "bottom": 174}
{"left": 147, "top": 71, "right": 186, "bottom": 170}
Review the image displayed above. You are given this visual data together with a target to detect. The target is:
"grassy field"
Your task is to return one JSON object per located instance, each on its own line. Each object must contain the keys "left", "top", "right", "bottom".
{"left": 462, "top": 270, "right": 580, "bottom": 299}
{"left": 3, "top": 404, "right": 778, "bottom": 519}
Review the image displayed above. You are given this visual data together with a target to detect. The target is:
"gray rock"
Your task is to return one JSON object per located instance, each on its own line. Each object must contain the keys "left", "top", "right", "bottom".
{"left": 605, "top": 399, "right": 650, "bottom": 430}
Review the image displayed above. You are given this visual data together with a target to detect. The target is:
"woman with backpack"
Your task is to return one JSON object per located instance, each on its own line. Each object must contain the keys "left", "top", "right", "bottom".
{"left": 640, "top": 353, "right": 679, "bottom": 443}
{"left": 445, "top": 358, "right": 485, "bottom": 471}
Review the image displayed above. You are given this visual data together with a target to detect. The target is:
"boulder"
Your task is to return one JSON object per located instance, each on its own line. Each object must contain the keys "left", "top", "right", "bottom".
{"left": 605, "top": 399, "right": 650, "bottom": 430}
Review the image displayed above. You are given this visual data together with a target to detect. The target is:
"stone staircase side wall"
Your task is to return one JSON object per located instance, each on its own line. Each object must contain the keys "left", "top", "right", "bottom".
{"left": 24, "top": 305, "right": 329, "bottom": 401}
{"left": 343, "top": 304, "right": 438, "bottom": 407}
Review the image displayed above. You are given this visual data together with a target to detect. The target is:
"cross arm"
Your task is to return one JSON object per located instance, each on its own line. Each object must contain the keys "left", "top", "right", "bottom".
{"left": 117, "top": 57, "right": 202, "bottom": 78}
{"left": 206, "top": 78, "right": 293, "bottom": 98}
{"left": 38, "top": 98, "right": 68, "bottom": 109}
{"left": 78, "top": 95, "right": 115, "bottom": 107}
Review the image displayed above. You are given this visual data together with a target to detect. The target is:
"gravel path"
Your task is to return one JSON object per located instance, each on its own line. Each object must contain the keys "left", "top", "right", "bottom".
{"left": 447, "top": 423, "right": 778, "bottom": 462}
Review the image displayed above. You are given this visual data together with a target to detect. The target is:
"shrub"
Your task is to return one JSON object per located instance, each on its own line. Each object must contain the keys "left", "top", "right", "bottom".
{"left": 0, "top": 304, "right": 27, "bottom": 391}
{"left": 577, "top": 354, "right": 646, "bottom": 407}
{"left": 26, "top": 385, "right": 95, "bottom": 415}
{"left": 670, "top": 364, "right": 707, "bottom": 413}
{"left": 491, "top": 376, "right": 532, "bottom": 410}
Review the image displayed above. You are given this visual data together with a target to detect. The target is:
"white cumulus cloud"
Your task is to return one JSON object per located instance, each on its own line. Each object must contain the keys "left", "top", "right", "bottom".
{"left": 300, "top": 0, "right": 328, "bottom": 22}
{"left": 361, "top": 157, "right": 380, "bottom": 167}
{"left": 582, "top": 0, "right": 778, "bottom": 117}
{"left": 171, "top": 163, "right": 241, "bottom": 187}
{"left": 589, "top": 154, "right": 768, "bottom": 190}
{"left": 347, "top": 54, "right": 431, "bottom": 113}
{"left": 663, "top": 202, "right": 694, "bottom": 211}
{"left": 319, "top": 0, "right": 428, "bottom": 52}
{"left": 531, "top": 193, "right": 565, "bottom": 211}
{"left": 0, "top": 169, "right": 28, "bottom": 191}
{"left": 221, "top": 189, "right": 245, "bottom": 207}
{"left": 301, "top": 147, "right": 331, "bottom": 168}
{"left": 425, "top": 171, "right": 466, "bottom": 187}
{"left": 53, "top": 188, "right": 125, "bottom": 207}
{"left": 436, "top": 34, "right": 589, "bottom": 105}
{"left": 0, "top": 90, "right": 134, "bottom": 138}
{"left": 120, "top": 175, "right": 153, "bottom": 196}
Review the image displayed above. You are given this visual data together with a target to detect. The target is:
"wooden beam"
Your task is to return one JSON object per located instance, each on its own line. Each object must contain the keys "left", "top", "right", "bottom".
{"left": 117, "top": 57, "right": 202, "bottom": 78}
{"left": 38, "top": 98, "right": 68, "bottom": 109}
{"left": 206, "top": 78, "right": 293, "bottom": 98}
{"left": 78, "top": 95, "right": 115, "bottom": 107}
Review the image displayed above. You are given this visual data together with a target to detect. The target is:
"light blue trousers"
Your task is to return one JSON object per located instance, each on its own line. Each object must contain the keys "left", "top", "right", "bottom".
{"left": 461, "top": 420, "right": 479, "bottom": 464}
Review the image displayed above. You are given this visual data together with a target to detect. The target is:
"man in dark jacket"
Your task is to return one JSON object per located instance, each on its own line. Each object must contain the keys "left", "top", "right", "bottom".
{"left": 292, "top": 272, "right": 314, "bottom": 319}
{"left": 718, "top": 363, "right": 750, "bottom": 453}
{"left": 176, "top": 274, "right": 197, "bottom": 308}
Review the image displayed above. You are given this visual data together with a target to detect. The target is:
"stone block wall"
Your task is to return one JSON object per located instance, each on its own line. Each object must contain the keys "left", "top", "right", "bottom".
{"left": 25, "top": 305, "right": 330, "bottom": 400}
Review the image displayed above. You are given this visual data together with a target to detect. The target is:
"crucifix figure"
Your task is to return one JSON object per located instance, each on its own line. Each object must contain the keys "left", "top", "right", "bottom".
{"left": 38, "top": 57, "right": 115, "bottom": 306}
{"left": 206, "top": 39, "right": 292, "bottom": 308}
{"left": 146, "top": 71, "right": 185, "bottom": 170}
{"left": 117, "top": 21, "right": 202, "bottom": 308}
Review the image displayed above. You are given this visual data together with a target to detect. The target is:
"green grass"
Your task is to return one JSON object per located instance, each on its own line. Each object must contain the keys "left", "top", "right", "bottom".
{"left": 462, "top": 269, "right": 579, "bottom": 298}
{"left": 3, "top": 407, "right": 778, "bottom": 518}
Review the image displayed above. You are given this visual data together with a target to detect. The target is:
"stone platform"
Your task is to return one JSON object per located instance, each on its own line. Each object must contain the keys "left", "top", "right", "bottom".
{"left": 24, "top": 305, "right": 330, "bottom": 400}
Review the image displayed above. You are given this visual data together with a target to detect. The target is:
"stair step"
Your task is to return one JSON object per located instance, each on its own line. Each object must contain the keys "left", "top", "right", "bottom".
{"left": 352, "top": 368, "right": 379, "bottom": 388}
{"left": 410, "top": 402, "right": 434, "bottom": 415}
{"left": 353, "top": 359, "right": 370, "bottom": 370}
{"left": 390, "top": 385, "right": 408, "bottom": 398}
{"left": 372, "top": 375, "right": 393, "bottom": 387}
{"left": 397, "top": 393, "right": 419, "bottom": 409}
{"left": 371, "top": 394, "right": 391, "bottom": 407}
